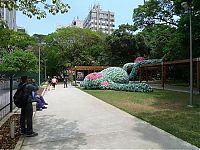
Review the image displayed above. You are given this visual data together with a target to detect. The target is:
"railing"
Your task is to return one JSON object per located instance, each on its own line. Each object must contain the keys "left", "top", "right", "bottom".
{"left": 0, "top": 77, "right": 18, "bottom": 121}
{"left": 0, "top": 72, "right": 44, "bottom": 121}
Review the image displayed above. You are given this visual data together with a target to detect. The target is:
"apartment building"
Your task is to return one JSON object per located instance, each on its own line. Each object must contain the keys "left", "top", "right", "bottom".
{"left": 83, "top": 5, "right": 115, "bottom": 34}
{"left": 71, "top": 17, "right": 83, "bottom": 28}
{"left": 0, "top": 7, "right": 16, "bottom": 30}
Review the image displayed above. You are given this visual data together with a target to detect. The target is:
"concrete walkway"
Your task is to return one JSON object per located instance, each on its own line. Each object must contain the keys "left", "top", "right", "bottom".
{"left": 21, "top": 85, "right": 199, "bottom": 150}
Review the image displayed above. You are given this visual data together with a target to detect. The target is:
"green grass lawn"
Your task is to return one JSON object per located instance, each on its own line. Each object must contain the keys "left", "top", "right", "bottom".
{"left": 82, "top": 88, "right": 200, "bottom": 148}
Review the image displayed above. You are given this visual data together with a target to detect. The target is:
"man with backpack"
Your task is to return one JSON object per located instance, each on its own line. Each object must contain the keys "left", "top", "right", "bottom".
{"left": 18, "top": 76, "right": 38, "bottom": 137}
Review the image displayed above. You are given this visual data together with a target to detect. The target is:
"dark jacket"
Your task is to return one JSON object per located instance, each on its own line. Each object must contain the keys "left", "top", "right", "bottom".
{"left": 20, "top": 83, "right": 37, "bottom": 103}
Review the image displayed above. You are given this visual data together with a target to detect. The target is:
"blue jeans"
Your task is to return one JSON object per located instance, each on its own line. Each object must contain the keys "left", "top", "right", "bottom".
{"left": 33, "top": 97, "right": 45, "bottom": 109}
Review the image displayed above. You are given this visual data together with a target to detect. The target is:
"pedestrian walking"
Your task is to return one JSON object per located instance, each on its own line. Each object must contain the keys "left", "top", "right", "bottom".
{"left": 51, "top": 77, "right": 57, "bottom": 89}
{"left": 63, "top": 76, "right": 68, "bottom": 88}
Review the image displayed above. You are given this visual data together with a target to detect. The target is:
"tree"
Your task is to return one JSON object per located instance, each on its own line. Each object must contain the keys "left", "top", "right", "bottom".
{"left": 106, "top": 24, "right": 146, "bottom": 66}
{"left": 10, "top": 32, "right": 36, "bottom": 50}
{"left": 133, "top": 0, "right": 179, "bottom": 28}
{"left": 141, "top": 24, "right": 183, "bottom": 60}
{"left": 0, "top": 49, "right": 38, "bottom": 72}
{"left": 0, "top": 0, "right": 70, "bottom": 19}
{"left": 0, "top": 27, "right": 36, "bottom": 54}
{"left": 0, "top": 26, "right": 13, "bottom": 54}
{"left": 133, "top": 0, "right": 200, "bottom": 60}
{"left": 43, "top": 27, "right": 107, "bottom": 75}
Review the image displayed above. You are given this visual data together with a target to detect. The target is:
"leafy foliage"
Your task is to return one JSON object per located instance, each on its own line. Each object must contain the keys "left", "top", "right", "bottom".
{"left": 43, "top": 27, "right": 108, "bottom": 75}
{"left": 106, "top": 24, "right": 147, "bottom": 66}
{"left": 0, "top": 0, "right": 70, "bottom": 19}
{"left": 0, "top": 27, "right": 36, "bottom": 52}
{"left": 0, "top": 49, "right": 38, "bottom": 72}
{"left": 133, "top": 0, "right": 178, "bottom": 28}
{"left": 141, "top": 25, "right": 184, "bottom": 60}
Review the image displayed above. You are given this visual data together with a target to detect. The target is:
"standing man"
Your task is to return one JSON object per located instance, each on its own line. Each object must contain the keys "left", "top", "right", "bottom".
{"left": 19, "top": 76, "right": 38, "bottom": 137}
{"left": 63, "top": 76, "right": 68, "bottom": 88}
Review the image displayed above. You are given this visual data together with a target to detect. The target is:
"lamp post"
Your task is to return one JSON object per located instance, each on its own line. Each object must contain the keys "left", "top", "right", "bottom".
{"left": 38, "top": 45, "right": 41, "bottom": 86}
{"left": 181, "top": 1, "right": 193, "bottom": 106}
{"left": 44, "top": 59, "right": 47, "bottom": 81}
{"left": 38, "top": 42, "right": 45, "bottom": 86}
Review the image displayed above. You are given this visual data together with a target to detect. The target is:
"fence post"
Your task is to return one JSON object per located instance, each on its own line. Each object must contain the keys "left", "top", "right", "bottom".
{"left": 10, "top": 76, "right": 13, "bottom": 112}
{"left": 197, "top": 57, "right": 200, "bottom": 92}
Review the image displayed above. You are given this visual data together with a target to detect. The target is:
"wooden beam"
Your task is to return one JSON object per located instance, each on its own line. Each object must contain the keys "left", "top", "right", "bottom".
{"left": 74, "top": 66, "right": 109, "bottom": 71}
{"left": 163, "top": 58, "right": 197, "bottom": 65}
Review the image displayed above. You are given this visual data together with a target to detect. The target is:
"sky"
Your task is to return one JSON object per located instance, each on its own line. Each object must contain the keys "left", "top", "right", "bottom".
{"left": 16, "top": 0, "right": 144, "bottom": 35}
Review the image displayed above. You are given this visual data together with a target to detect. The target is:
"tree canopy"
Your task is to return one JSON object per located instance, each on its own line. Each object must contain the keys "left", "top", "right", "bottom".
{"left": 105, "top": 24, "right": 153, "bottom": 66}
{"left": 0, "top": 0, "right": 70, "bottom": 19}
{"left": 42, "top": 27, "right": 108, "bottom": 75}
{"left": 0, "top": 49, "right": 38, "bottom": 72}
{"left": 132, "top": 0, "right": 200, "bottom": 60}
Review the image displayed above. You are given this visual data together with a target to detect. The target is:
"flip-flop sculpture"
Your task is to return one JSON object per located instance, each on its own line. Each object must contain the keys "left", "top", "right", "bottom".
{"left": 81, "top": 57, "right": 163, "bottom": 92}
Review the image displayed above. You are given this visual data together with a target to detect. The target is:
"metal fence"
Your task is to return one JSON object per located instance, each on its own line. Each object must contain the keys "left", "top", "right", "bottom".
{"left": 0, "top": 77, "right": 18, "bottom": 120}
{"left": 0, "top": 72, "right": 44, "bottom": 121}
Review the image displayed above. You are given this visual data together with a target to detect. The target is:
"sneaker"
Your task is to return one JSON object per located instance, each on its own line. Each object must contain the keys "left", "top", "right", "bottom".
{"left": 42, "top": 106, "right": 47, "bottom": 109}
{"left": 37, "top": 108, "right": 42, "bottom": 111}
{"left": 26, "top": 132, "right": 38, "bottom": 137}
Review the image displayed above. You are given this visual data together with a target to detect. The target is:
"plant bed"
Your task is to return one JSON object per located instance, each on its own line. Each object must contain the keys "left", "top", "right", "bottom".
{"left": 0, "top": 114, "right": 21, "bottom": 150}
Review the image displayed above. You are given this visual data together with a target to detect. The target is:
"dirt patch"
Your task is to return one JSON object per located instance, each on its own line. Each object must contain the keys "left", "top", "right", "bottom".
{"left": 116, "top": 100, "right": 184, "bottom": 112}
{"left": 0, "top": 114, "right": 21, "bottom": 149}
{"left": 116, "top": 101, "right": 161, "bottom": 112}
{"left": 155, "top": 102, "right": 184, "bottom": 110}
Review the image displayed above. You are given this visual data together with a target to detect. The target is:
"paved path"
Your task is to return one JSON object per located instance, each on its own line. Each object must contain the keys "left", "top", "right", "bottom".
{"left": 21, "top": 85, "right": 199, "bottom": 150}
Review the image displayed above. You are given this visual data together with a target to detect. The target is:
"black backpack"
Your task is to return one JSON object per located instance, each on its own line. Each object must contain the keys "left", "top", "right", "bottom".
{"left": 13, "top": 83, "right": 27, "bottom": 108}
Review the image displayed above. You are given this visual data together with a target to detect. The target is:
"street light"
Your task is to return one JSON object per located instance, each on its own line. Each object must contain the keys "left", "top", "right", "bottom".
{"left": 38, "top": 45, "right": 41, "bottom": 86}
{"left": 44, "top": 59, "right": 47, "bottom": 81}
{"left": 181, "top": 1, "right": 193, "bottom": 106}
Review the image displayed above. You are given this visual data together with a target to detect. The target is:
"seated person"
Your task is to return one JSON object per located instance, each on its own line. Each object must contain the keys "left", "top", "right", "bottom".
{"left": 32, "top": 91, "right": 48, "bottom": 111}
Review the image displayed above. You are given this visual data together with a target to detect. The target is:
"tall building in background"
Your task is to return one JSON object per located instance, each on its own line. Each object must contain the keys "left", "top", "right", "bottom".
{"left": 71, "top": 17, "right": 83, "bottom": 28}
{"left": 0, "top": 7, "right": 16, "bottom": 30}
{"left": 57, "top": 17, "right": 83, "bottom": 30}
{"left": 83, "top": 4, "right": 115, "bottom": 34}
{"left": 17, "top": 26, "right": 26, "bottom": 33}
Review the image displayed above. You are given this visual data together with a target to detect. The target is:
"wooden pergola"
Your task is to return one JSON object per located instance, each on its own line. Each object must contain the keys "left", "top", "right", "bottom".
{"left": 139, "top": 58, "right": 200, "bottom": 91}
{"left": 74, "top": 66, "right": 109, "bottom": 72}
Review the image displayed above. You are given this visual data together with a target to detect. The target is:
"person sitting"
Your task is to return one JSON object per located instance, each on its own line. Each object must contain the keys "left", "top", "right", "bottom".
{"left": 32, "top": 91, "right": 48, "bottom": 111}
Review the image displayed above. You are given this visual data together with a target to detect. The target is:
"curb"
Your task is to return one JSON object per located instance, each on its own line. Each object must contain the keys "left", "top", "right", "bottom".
{"left": 14, "top": 136, "right": 24, "bottom": 150}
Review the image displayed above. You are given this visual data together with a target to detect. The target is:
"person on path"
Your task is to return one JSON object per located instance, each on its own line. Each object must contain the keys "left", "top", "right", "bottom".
{"left": 19, "top": 76, "right": 38, "bottom": 137}
{"left": 51, "top": 77, "right": 57, "bottom": 89}
{"left": 63, "top": 76, "right": 68, "bottom": 88}
{"left": 32, "top": 91, "right": 48, "bottom": 111}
